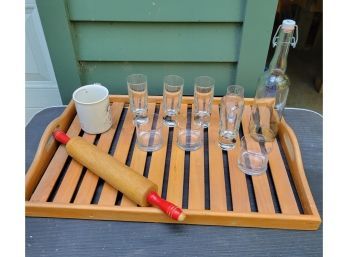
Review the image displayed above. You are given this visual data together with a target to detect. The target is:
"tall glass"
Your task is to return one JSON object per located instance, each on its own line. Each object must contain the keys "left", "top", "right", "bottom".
{"left": 227, "top": 84, "right": 244, "bottom": 97}
{"left": 162, "top": 75, "right": 184, "bottom": 127}
{"left": 218, "top": 85, "right": 244, "bottom": 150}
{"left": 127, "top": 74, "right": 148, "bottom": 123}
{"left": 193, "top": 76, "right": 215, "bottom": 128}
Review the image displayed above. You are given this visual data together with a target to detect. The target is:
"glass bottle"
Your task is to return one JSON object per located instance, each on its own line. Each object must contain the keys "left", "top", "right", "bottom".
{"left": 249, "top": 19, "right": 298, "bottom": 142}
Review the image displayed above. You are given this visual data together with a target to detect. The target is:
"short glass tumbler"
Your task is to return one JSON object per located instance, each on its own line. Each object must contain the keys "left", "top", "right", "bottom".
{"left": 218, "top": 90, "right": 244, "bottom": 150}
{"left": 193, "top": 76, "right": 215, "bottom": 128}
{"left": 238, "top": 134, "right": 273, "bottom": 176}
{"left": 162, "top": 75, "right": 184, "bottom": 127}
{"left": 127, "top": 74, "right": 148, "bottom": 123}
{"left": 176, "top": 115, "right": 203, "bottom": 151}
{"left": 135, "top": 113, "right": 163, "bottom": 152}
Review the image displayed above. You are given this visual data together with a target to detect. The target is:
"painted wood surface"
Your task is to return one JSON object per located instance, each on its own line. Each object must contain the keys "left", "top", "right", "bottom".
{"left": 68, "top": 0, "right": 245, "bottom": 22}
{"left": 36, "top": 0, "right": 278, "bottom": 103}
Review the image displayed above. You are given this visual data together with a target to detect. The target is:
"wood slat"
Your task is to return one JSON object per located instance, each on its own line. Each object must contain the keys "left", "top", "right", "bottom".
{"left": 121, "top": 104, "right": 156, "bottom": 206}
{"left": 147, "top": 106, "right": 169, "bottom": 195}
{"left": 97, "top": 106, "right": 136, "bottom": 205}
{"left": 68, "top": 0, "right": 244, "bottom": 22}
{"left": 97, "top": 183, "right": 118, "bottom": 206}
{"left": 242, "top": 106, "right": 275, "bottom": 214}
{"left": 75, "top": 23, "right": 240, "bottom": 62}
{"left": 73, "top": 102, "right": 124, "bottom": 204}
{"left": 268, "top": 142, "right": 300, "bottom": 214}
{"left": 74, "top": 169, "right": 99, "bottom": 204}
{"left": 165, "top": 104, "right": 188, "bottom": 207}
{"left": 258, "top": 105, "right": 271, "bottom": 130}
{"left": 30, "top": 116, "right": 81, "bottom": 202}
{"left": 53, "top": 133, "right": 96, "bottom": 203}
{"left": 227, "top": 138, "right": 251, "bottom": 213}
{"left": 208, "top": 105, "right": 227, "bottom": 211}
{"left": 188, "top": 104, "right": 205, "bottom": 210}
{"left": 255, "top": 103, "right": 299, "bottom": 214}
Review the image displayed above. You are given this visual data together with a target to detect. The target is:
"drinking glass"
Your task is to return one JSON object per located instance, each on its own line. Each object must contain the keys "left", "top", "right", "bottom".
{"left": 162, "top": 75, "right": 184, "bottom": 127}
{"left": 218, "top": 86, "right": 244, "bottom": 150}
{"left": 135, "top": 113, "right": 163, "bottom": 152}
{"left": 127, "top": 74, "right": 148, "bottom": 123}
{"left": 193, "top": 76, "right": 215, "bottom": 128}
{"left": 176, "top": 114, "right": 203, "bottom": 151}
{"left": 238, "top": 134, "right": 273, "bottom": 176}
{"left": 227, "top": 84, "right": 244, "bottom": 97}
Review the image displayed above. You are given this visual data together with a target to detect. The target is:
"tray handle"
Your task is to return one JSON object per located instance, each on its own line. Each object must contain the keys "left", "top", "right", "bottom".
{"left": 278, "top": 119, "right": 320, "bottom": 218}
{"left": 25, "top": 101, "right": 76, "bottom": 200}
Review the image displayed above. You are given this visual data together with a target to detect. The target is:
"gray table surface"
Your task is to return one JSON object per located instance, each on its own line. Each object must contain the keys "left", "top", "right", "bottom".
{"left": 26, "top": 107, "right": 323, "bottom": 257}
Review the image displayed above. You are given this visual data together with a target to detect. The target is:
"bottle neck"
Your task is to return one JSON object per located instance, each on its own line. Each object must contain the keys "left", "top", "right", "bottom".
{"left": 269, "top": 29, "right": 294, "bottom": 72}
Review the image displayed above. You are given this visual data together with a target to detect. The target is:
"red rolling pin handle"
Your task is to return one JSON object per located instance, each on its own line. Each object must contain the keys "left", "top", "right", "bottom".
{"left": 53, "top": 130, "right": 70, "bottom": 145}
{"left": 147, "top": 192, "right": 186, "bottom": 222}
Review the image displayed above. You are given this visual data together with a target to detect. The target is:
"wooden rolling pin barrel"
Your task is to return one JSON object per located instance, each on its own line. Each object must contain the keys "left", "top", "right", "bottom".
{"left": 53, "top": 130, "right": 186, "bottom": 222}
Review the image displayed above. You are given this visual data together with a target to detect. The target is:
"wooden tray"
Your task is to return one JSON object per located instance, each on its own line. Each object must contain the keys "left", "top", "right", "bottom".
{"left": 25, "top": 95, "right": 321, "bottom": 230}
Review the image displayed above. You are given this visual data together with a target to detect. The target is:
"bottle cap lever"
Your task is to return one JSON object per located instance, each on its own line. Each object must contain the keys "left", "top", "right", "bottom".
{"left": 272, "top": 20, "right": 298, "bottom": 48}
{"left": 272, "top": 25, "right": 281, "bottom": 48}
{"left": 291, "top": 25, "right": 299, "bottom": 48}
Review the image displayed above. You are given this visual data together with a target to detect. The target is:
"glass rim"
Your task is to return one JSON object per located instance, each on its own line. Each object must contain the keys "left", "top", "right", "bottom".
{"left": 194, "top": 76, "right": 215, "bottom": 88}
{"left": 226, "top": 84, "right": 244, "bottom": 96}
{"left": 164, "top": 75, "right": 184, "bottom": 87}
{"left": 73, "top": 83, "right": 109, "bottom": 105}
{"left": 127, "top": 74, "right": 147, "bottom": 85}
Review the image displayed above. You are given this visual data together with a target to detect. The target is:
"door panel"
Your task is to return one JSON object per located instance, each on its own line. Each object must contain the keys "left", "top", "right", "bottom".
{"left": 25, "top": 0, "right": 62, "bottom": 124}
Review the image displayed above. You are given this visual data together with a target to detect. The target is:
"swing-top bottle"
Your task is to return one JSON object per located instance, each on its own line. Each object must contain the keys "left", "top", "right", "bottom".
{"left": 249, "top": 19, "right": 298, "bottom": 142}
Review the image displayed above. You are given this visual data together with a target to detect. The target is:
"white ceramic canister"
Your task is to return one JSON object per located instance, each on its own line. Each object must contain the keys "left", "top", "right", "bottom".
{"left": 72, "top": 83, "right": 112, "bottom": 134}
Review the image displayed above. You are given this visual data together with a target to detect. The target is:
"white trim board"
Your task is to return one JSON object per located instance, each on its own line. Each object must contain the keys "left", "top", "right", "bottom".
{"left": 25, "top": 0, "right": 62, "bottom": 124}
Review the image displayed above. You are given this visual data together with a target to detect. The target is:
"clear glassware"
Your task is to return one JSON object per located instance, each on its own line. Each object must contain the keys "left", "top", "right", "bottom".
{"left": 238, "top": 134, "right": 273, "bottom": 176}
{"left": 162, "top": 75, "right": 184, "bottom": 127}
{"left": 176, "top": 115, "right": 203, "bottom": 151}
{"left": 193, "top": 76, "right": 215, "bottom": 128}
{"left": 135, "top": 113, "right": 163, "bottom": 152}
{"left": 249, "top": 20, "right": 297, "bottom": 142}
{"left": 227, "top": 84, "right": 244, "bottom": 97}
{"left": 218, "top": 85, "right": 244, "bottom": 150}
{"left": 127, "top": 74, "right": 148, "bottom": 123}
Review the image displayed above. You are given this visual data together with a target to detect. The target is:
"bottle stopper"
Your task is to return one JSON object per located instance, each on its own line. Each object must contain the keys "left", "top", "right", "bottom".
{"left": 282, "top": 19, "right": 296, "bottom": 32}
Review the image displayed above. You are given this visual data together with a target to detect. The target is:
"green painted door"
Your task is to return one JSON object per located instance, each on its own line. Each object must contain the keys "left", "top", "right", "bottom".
{"left": 37, "top": 0, "right": 278, "bottom": 104}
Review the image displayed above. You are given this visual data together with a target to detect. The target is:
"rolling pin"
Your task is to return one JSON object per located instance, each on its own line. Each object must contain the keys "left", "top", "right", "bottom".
{"left": 53, "top": 130, "right": 186, "bottom": 222}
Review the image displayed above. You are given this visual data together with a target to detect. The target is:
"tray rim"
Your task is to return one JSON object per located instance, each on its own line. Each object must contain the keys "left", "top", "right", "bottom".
{"left": 25, "top": 95, "right": 321, "bottom": 230}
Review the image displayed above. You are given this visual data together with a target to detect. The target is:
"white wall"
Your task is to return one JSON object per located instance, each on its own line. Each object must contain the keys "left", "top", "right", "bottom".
{"left": 25, "top": 0, "right": 62, "bottom": 125}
